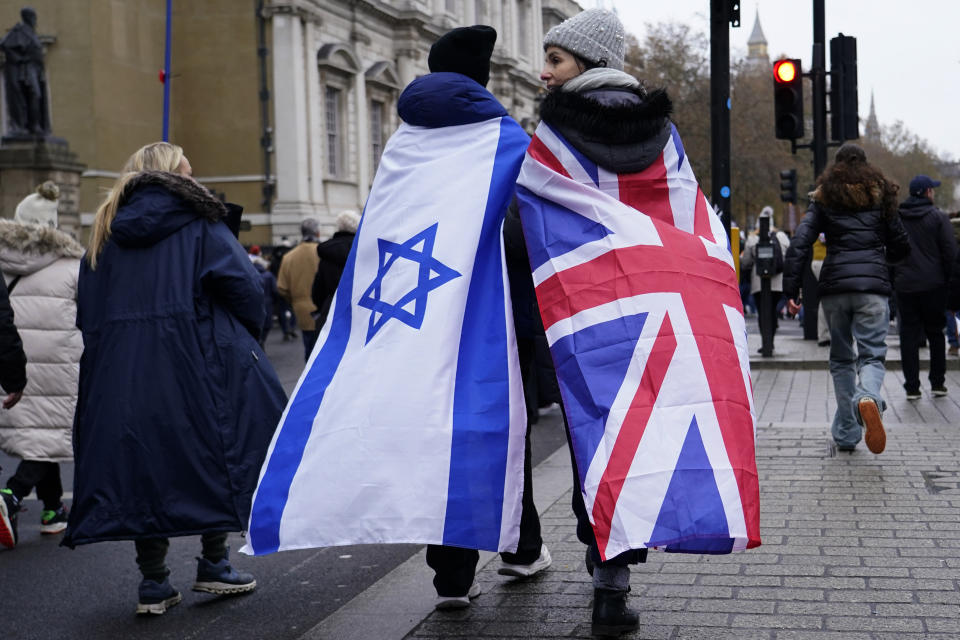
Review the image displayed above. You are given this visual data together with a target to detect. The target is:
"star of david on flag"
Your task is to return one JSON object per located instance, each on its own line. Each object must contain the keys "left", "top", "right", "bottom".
{"left": 517, "top": 120, "right": 761, "bottom": 561}
{"left": 242, "top": 77, "right": 531, "bottom": 557}
{"left": 358, "top": 223, "right": 461, "bottom": 343}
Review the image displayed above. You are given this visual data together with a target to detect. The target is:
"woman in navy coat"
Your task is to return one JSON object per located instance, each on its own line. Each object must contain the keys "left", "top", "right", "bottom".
{"left": 64, "top": 142, "right": 287, "bottom": 615}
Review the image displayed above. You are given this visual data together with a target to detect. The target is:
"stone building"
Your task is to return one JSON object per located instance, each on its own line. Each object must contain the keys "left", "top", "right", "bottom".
{"left": 0, "top": 0, "right": 582, "bottom": 244}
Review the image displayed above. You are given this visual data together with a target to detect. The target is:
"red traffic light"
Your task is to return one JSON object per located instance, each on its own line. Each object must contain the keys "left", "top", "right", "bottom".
{"left": 774, "top": 59, "right": 797, "bottom": 83}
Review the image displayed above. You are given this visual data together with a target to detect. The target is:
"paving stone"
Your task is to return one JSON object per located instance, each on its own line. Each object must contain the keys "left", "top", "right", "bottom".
{"left": 400, "top": 356, "right": 960, "bottom": 640}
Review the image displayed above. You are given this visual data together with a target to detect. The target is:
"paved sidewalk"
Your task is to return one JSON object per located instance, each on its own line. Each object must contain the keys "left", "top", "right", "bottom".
{"left": 747, "top": 315, "right": 960, "bottom": 371}
{"left": 308, "top": 329, "right": 960, "bottom": 639}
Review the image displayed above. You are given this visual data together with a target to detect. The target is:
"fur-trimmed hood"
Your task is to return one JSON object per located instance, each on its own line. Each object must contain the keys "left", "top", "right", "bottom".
{"left": 111, "top": 171, "right": 227, "bottom": 249}
{"left": 539, "top": 86, "right": 673, "bottom": 174}
{"left": 810, "top": 160, "right": 899, "bottom": 216}
{"left": 0, "top": 218, "right": 84, "bottom": 276}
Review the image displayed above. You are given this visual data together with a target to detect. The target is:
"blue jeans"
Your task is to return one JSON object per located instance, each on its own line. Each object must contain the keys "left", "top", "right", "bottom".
{"left": 821, "top": 293, "right": 889, "bottom": 447}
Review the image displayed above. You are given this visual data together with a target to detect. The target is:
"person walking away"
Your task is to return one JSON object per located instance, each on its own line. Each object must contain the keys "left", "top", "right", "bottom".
{"left": 0, "top": 274, "right": 26, "bottom": 548}
{"left": 253, "top": 255, "right": 278, "bottom": 347}
{"left": 311, "top": 210, "right": 360, "bottom": 330}
{"left": 278, "top": 219, "right": 320, "bottom": 360}
{"left": 523, "top": 8, "right": 748, "bottom": 634}
{"left": 891, "top": 175, "right": 956, "bottom": 400}
{"left": 784, "top": 143, "right": 910, "bottom": 454}
{"left": 418, "top": 24, "right": 552, "bottom": 611}
{"left": 270, "top": 242, "right": 297, "bottom": 341}
{"left": 64, "top": 141, "right": 287, "bottom": 615}
{"left": 0, "top": 218, "right": 83, "bottom": 547}
{"left": 739, "top": 206, "right": 790, "bottom": 353}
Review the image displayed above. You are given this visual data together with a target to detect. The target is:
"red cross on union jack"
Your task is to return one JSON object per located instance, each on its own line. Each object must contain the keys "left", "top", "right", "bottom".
{"left": 517, "top": 121, "right": 761, "bottom": 560}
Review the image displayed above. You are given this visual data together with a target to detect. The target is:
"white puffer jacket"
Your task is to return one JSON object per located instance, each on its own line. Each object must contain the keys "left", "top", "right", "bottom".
{"left": 0, "top": 219, "right": 83, "bottom": 461}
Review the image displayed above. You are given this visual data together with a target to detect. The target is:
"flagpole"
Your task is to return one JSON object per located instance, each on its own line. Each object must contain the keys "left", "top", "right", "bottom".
{"left": 162, "top": 0, "right": 172, "bottom": 141}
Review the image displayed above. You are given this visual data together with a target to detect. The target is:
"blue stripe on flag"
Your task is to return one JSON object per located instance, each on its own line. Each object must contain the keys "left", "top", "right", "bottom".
{"left": 648, "top": 416, "right": 733, "bottom": 553}
{"left": 670, "top": 124, "right": 685, "bottom": 170}
{"left": 443, "top": 118, "right": 528, "bottom": 549}
{"left": 554, "top": 128, "right": 599, "bottom": 186}
{"left": 551, "top": 312, "right": 647, "bottom": 488}
{"left": 516, "top": 185, "right": 614, "bottom": 272}
{"left": 247, "top": 219, "right": 363, "bottom": 554}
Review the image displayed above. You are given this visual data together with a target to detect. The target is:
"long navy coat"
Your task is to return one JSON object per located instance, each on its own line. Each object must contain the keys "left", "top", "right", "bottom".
{"left": 63, "top": 172, "right": 287, "bottom": 547}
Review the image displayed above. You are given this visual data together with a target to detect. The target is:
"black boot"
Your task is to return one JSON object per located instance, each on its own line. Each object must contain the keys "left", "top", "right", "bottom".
{"left": 592, "top": 588, "right": 638, "bottom": 637}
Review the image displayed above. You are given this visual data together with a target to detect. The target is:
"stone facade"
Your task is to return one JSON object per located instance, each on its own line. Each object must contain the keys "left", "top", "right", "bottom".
{"left": 268, "top": 0, "right": 582, "bottom": 239}
{"left": 0, "top": 1, "right": 581, "bottom": 243}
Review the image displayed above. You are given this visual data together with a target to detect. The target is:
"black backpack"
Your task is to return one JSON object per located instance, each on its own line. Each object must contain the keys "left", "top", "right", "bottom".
{"left": 753, "top": 232, "right": 785, "bottom": 274}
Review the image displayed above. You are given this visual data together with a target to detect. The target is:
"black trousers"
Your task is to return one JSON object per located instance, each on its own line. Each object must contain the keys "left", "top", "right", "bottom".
{"left": 898, "top": 288, "right": 947, "bottom": 392}
{"left": 134, "top": 532, "right": 229, "bottom": 582}
{"left": 6, "top": 460, "right": 62, "bottom": 510}
{"left": 754, "top": 289, "right": 782, "bottom": 342}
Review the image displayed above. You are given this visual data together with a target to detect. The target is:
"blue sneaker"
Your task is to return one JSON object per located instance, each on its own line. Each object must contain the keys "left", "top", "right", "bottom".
{"left": 0, "top": 489, "right": 19, "bottom": 549}
{"left": 192, "top": 549, "right": 256, "bottom": 595}
{"left": 136, "top": 578, "right": 182, "bottom": 615}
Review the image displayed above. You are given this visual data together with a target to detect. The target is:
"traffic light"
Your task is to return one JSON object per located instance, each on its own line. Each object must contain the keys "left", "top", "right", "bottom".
{"left": 779, "top": 169, "right": 797, "bottom": 203}
{"left": 830, "top": 34, "right": 859, "bottom": 141}
{"left": 773, "top": 58, "right": 804, "bottom": 140}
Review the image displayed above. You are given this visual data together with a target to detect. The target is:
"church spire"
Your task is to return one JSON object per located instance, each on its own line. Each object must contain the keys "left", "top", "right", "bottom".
{"left": 746, "top": 9, "right": 769, "bottom": 67}
{"left": 865, "top": 91, "right": 881, "bottom": 140}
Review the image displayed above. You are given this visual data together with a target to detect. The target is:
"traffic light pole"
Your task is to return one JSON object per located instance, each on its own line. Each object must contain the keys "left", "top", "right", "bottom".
{"left": 811, "top": 0, "right": 827, "bottom": 177}
{"left": 800, "top": 0, "right": 828, "bottom": 340}
{"left": 710, "top": 0, "right": 738, "bottom": 239}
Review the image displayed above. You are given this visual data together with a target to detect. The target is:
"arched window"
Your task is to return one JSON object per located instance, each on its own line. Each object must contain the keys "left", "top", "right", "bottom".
{"left": 318, "top": 43, "right": 361, "bottom": 179}
{"left": 365, "top": 61, "right": 401, "bottom": 176}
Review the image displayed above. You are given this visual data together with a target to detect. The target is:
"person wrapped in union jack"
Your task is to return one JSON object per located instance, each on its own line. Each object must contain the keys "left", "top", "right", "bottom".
{"left": 514, "top": 7, "right": 761, "bottom": 637}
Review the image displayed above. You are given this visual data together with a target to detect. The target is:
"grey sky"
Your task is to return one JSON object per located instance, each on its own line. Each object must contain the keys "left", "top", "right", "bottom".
{"left": 610, "top": 0, "right": 958, "bottom": 161}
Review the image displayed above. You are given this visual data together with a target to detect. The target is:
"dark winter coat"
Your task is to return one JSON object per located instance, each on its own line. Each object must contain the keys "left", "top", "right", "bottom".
{"left": 64, "top": 171, "right": 287, "bottom": 547}
{"left": 782, "top": 164, "right": 911, "bottom": 300}
{"left": 0, "top": 275, "right": 26, "bottom": 394}
{"left": 892, "top": 195, "right": 956, "bottom": 293}
{"left": 255, "top": 260, "right": 278, "bottom": 336}
{"left": 311, "top": 230, "right": 355, "bottom": 328}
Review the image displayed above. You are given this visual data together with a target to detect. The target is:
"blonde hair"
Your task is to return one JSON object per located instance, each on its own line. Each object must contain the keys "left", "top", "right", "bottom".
{"left": 87, "top": 142, "right": 184, "bottom": 269}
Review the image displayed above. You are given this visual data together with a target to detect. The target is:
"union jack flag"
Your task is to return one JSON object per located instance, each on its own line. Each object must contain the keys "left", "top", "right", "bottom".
{"left": 516, "top": 121, "right": 761, "bottom": 560}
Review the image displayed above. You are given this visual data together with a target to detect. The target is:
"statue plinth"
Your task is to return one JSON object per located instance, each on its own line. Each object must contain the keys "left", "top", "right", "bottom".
{"left": 0, "top": 137, "right": 85, "bottom": 235}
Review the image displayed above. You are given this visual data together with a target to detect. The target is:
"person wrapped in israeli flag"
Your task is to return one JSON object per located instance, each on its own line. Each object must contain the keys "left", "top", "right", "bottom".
{"left": 243, "top": 33, "right": 530, "bottom": 558}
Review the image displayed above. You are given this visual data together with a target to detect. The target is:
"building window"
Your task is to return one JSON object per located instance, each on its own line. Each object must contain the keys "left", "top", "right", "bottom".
{"left": 370, "top": 99, "right": 384, "bottom": 174}
{"left": 445, "top": 0, "right": 457, "bottom": 14}
{"left": 325, "top": 86, "right": 342, "bottom": 177}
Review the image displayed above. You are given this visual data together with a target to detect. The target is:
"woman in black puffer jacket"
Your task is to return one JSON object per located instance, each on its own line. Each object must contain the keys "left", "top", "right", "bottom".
{"left": 783, "top": 144, "right": 910, "bottom": 455}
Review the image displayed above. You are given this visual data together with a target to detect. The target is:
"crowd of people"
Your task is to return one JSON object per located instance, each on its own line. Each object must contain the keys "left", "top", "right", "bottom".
{"left": 0, "top": 5, "right": 955, "bottom": 637}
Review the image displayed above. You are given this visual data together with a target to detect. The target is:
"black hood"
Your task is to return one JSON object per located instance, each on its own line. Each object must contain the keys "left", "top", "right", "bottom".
{"left": 898, "top": 195, "right": 937, "bottom": 219}
{"left": 316, "top": 231, "right": 355, "bottom": 267}
{"left": 539, "top": 87, "right": 673, "bottom": 174}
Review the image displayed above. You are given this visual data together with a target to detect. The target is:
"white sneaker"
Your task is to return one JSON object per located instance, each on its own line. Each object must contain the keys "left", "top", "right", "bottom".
{"left": 498, "top": 544, "right": 552, "bottom": 578}
{"left": 434, "top": 581, "right": 481, "bottom": 610}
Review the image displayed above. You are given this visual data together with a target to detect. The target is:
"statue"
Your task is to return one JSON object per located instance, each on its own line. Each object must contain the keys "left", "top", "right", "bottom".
{"left": 0, "top": 7, "right": 50, "bottom": 138}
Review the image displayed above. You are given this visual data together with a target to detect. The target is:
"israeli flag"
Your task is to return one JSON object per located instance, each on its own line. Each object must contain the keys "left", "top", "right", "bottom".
{"left": 243, "top": 75, "right": 530, "bottom": 555}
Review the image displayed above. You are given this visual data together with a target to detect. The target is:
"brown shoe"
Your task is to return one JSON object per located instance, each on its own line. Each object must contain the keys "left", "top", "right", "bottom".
{"left": 858, "top": 398, "right": 885, "bottom": 454}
